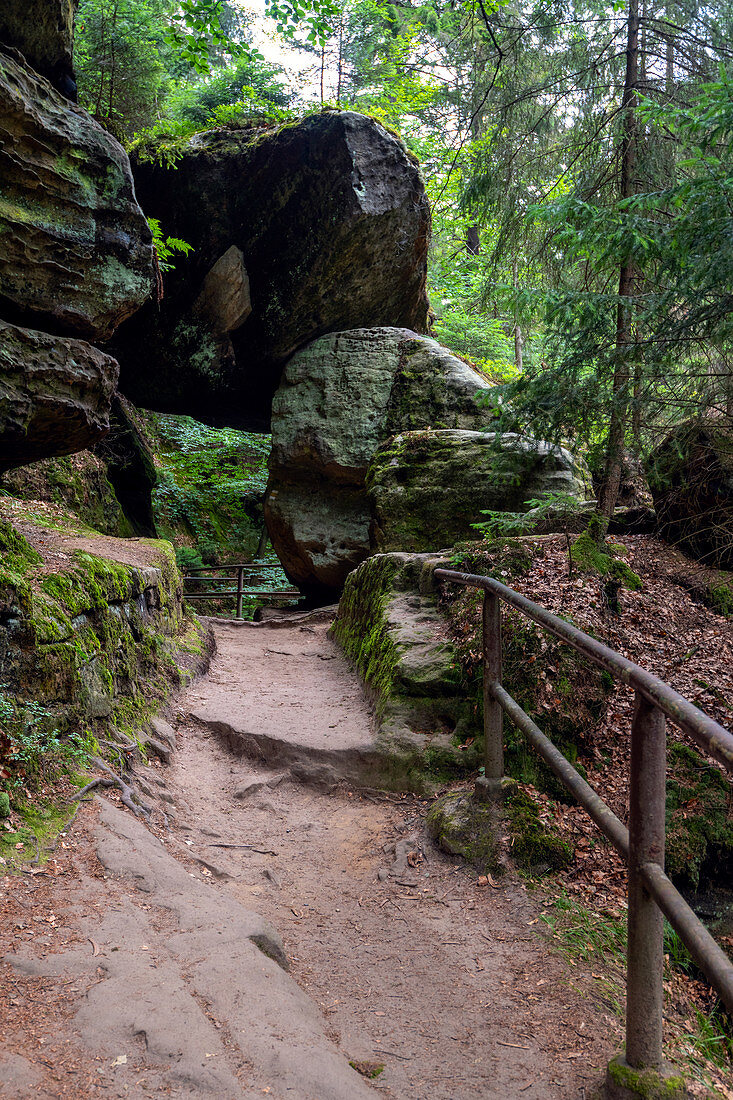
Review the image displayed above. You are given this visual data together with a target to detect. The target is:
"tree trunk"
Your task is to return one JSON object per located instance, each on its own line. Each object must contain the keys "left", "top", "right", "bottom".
{"left": 598, "top": 0, "right": 639, "bottom": 528}
{"left": 512, "top": 259, "right": 523, "bottom": 373}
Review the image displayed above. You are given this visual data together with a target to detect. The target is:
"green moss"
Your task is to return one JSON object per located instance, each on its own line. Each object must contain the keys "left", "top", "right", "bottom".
{"left": 0, "top": 518, "right": 42, "bottom": 573}
{"left": 665, "top": 742, "right": 733, "bottom": 891}
{"left": 426, "top": 791, "right": 501, "bottom": 874}
{"left": 504, "top": 786, "right": 574, "bottom": 872}
{"left": 707, "top": 582, "right": 733, "bottom": 617}
{"left": 331, "top": 556, "right": 404, "bottom": 710}
{"left": 607, "top": 1056, "right": 686, "bottom": 1098}
{"left": 571, "top": 530, "right": 643, "bottom": 591}
{"left": 0, "top": 798, "right": 80, "bottom": 870}
{"left": 349, "top": 1061, "right": 384, "bottom": 1079}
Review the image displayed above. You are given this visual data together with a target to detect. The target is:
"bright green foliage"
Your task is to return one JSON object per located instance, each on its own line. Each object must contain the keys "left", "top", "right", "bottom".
{"left": 146, "top": 216, "right": 193, "bottom": 272}
{"left": 75, "top": 0, "right": 292, "bottom": 141}
{"left": 75, "top": 0, "right": 176, "bottom": 138}
{"left": 146, "top": 412, "right": 270, "bottom": 564}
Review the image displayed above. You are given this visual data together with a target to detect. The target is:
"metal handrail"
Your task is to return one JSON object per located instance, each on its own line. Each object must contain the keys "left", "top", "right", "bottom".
{"left": 434, "top": 566, "right": 733, "bottom": 1076}
{"left": 182, "top": 562, "right": 298, "bottom": 619}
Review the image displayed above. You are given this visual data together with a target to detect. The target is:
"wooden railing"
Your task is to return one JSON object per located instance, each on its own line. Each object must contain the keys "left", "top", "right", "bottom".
{"left": 434, "top": 567, "right": 733, "bottom": 1087}
{"left": 183, "top": 563, "right": 300, "bottom": 619}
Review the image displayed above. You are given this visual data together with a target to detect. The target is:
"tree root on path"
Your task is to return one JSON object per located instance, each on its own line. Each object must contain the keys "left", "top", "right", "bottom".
{"left": 69, "top": 757, "right": 152, "bottom": 818}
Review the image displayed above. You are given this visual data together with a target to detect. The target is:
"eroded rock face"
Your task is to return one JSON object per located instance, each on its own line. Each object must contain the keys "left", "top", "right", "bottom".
{"left": 647, "top": 417, "right": 733, "bottom": 568}
{"left": 0, "top": 47, "right": 154, "bottom": 341}
{"left": 0, "top": 321, "right": 119, "bottom": 472}
{"left": 0, "top": 0, "right": 77, "bottom": 95}
{"left": 367, "top": 430, "right": 591, "bottom": 553}
{"left": 114, "top": 112, "right": 431, "bottom": 428}
{"left": 264, "top": 328, "right": 496, "bottom": 596}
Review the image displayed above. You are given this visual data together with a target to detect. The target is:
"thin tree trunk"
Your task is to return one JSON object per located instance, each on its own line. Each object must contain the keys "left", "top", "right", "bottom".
{"left": 598, "top": 0, "right": 639, "bottom": 527}
{"left": 466, "top": 225, "right": 480, "bottom": 255}
{"left": 336, "top": 17, "right": 344, "bottom": 104}
{"left": 320, "top": 43, "right": 326, "bottom": 104}
{"left": 512, "top": 259, "right": 523, "bottom": 373}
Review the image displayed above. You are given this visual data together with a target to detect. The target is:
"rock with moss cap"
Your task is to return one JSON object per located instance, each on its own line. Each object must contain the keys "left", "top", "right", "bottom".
{"left": 330, "top": 551, "right": 480, "bottom": 789}
{"left": 114, "top": 112, "right": 431, "bottom": 428}
{"left": 367, "top": 429, "right": 591, "bottom": 554}
{"left": 265, "top": 328, "right": 496, "bottom": 595}
{"left": 0, "top": 47, "right": 153, "bottom": 341}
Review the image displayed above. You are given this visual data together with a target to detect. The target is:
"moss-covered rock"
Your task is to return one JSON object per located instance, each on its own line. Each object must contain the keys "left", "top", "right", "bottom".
{"left": 426, "top": 784, "right": 572, "bottom": 876}
{"left": 331, "top": 552, "right": 480, "bottom": 788}
{"left": 2, "top": 452, "right": 130, "bottom": 536}
{"left": 266, "top": 329, "right": 496, "bottom": 596}
{"left": 0, "top": 509, "right": 198, "bottom": 747}
{"left": 367, "top": 430, "right": 591, "bottom": 554}
{"left": 570, "top": 525, "right": 642, "bottom": 594}
{"left": 426, "top": 791, "right": 501, "bottom": 874}
{"left": 0, "top": 47, "right": 153, "bottom": 342}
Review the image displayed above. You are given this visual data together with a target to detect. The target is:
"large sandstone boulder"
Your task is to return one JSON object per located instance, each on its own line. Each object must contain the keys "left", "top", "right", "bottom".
{"left": 367, "top": 430, "right": 592, "bottom": 553}
{"left": 0, "top": 1, "right": 77, "bottom": 95}
{"left": 113, "top": 112, "right": 430, "bottom": 428}
{"left": 0, "top": 321, "right": 119, "bottom": 471}
{"left": 0, "top": 47, "right": 154, "bottom": 341}
{"left": 264, "top": 328, "right": 496, "bottom": 596}
{"left": 646, "top": 417, "right": 733, "bottom": 568}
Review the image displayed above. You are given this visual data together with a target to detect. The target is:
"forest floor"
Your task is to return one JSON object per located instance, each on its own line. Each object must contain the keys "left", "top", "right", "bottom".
{"left": 0, "top": 528, "right": 731, "bottom": 1098}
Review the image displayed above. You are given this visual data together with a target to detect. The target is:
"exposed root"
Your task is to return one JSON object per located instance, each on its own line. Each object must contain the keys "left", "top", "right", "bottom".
{"left": 69, "top": 758, "right": 152, "bottom": 818}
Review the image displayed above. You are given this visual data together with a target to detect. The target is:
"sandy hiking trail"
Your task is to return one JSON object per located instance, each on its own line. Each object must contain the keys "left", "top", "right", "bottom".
{"left": 1, "top": 613, "right": 615, "bottom": 1099}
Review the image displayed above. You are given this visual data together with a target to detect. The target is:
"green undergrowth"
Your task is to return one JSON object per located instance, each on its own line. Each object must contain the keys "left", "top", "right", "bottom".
{"left": 144, "top": 412, "right": 270, "bottom": 566}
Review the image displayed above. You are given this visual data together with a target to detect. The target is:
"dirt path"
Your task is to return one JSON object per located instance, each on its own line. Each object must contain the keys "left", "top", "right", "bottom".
{"left": 0, "top": 612, "right": 618, "bottom": 1099}
{"left": 163, "top": 616, "right": 614, "bottom": 1098}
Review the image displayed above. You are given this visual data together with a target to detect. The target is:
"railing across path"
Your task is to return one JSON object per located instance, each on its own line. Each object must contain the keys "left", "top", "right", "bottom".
{"left": 434, "top": 567, "right": 733, "bottom": 1086}
{"left": 183, "top": 562, "right": 300, "bottom": 619}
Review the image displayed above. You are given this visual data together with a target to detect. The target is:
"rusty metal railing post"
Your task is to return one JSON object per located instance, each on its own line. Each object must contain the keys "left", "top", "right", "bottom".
{"left": 236, "top": 567, "right": 244, "bottom": 620}
{"left": 482, "top": 591, "right": 503, "bottom": 782}
{"left": 625, "top": 690, "right": 666, "bottom": 1069}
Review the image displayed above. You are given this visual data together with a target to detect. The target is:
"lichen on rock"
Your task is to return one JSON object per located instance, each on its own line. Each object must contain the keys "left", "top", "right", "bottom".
{"left": 0, "top": 47, "right": 153, "bottom": 342}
